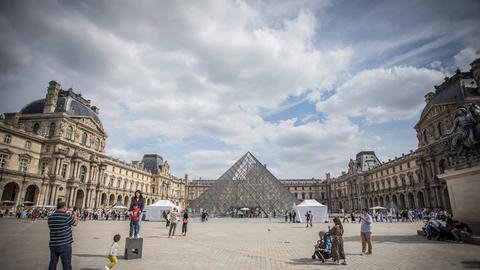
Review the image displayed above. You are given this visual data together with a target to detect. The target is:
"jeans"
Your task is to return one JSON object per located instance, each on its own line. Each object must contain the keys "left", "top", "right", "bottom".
{"left": 130, "top": 220, "right": 139, "bottom": 237}
{"left": 49, "top": 244, "right": 72, "bottom": 270}
{"left": 169, "top": 222, "right": 177, "bottom": 237}
{"left": 182, "top": 223, "right": 188, "bottom": 234}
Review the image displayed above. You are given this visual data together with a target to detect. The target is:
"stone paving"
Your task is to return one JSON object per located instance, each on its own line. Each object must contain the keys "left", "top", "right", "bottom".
{"left": 0, "top": 217, "right": 479, "bottom": 270}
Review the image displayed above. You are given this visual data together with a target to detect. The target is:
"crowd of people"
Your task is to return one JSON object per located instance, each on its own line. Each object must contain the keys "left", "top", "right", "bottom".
{"left": 339, "top": 208, "right": 449, "bottom": 223}
{"left": 422, "top": 210, "right": 473, "bottom": 243}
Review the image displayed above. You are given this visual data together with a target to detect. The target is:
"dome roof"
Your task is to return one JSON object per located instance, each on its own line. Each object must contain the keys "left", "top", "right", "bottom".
{"left": 20, "top": 96, "right": 103, "bottom": 127}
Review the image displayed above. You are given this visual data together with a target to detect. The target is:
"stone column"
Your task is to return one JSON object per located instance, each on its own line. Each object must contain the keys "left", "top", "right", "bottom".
{"left": 72, "top": 187, "right": 78, "bottom": 207}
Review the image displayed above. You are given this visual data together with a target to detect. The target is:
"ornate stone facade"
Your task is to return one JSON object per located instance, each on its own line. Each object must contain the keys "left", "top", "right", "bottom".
{"left": 0, "top": 81, "right": 187, "bottom": 211}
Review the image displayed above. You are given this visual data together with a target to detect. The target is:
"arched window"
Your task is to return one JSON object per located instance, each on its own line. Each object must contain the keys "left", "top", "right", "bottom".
{"left": 437, "top": 122, "right": 443, "bottom": 137}
{"left": 81, "top": 132, "right": 87, "bottom": 145}
{"left": 33, "top": 123, "right": 40, "bottom": 134}
{"left": 66, "top": 126, "right": 73, "bottom": 140}
{"left": 79, "top": 166, "right": 87, "bottom": 183}
{"left": 110, "top": 176, "right": 115, "bottom": 187}
{"left": 94, "top": 138, "right": 100, "bottom": 150}
{"left": 423, "top": 129, "right": 429, "bottom": 144}
{"left": 48, "top": 123, "right": 56, "bottom": 138}
{"left": 3, "top": 134, "right": 11, "bottom": 144}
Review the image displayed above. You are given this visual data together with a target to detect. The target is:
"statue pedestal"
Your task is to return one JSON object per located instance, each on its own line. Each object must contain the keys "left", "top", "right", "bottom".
{"left": 439, "top": 164, "right": 480, "bottom": 234}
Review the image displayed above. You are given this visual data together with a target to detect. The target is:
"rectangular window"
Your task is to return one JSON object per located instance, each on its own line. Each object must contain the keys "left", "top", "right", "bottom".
{"left": 19, "top": 158, "right": 29, "bottom": 173}
{"left": 0, "top": 154, "right": 8, "bottom": 168}
{"left": 41, "top": 162, "right": 47, "bottom": 174}
{"left": 61, "top": 164, "right": 68, "bottom": 178}
{"left": 25, "top": 140, "right": 32, "bottom": 149}
{"left": 3, "top": 135, "right": 12, "bottom": 144}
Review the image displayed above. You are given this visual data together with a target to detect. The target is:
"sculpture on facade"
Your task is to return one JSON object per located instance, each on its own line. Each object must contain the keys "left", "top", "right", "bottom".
{"left": 447, "top": 103, "right": 480, "bottom": 155}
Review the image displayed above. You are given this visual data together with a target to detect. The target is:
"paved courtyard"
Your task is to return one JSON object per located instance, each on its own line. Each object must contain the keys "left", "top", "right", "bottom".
{"left": 0, "top": 218, "right": 479, "bottom": 270}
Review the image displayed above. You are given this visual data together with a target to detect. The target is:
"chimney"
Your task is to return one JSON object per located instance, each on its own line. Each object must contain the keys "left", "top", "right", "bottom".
{"left": 326, "top": 173, "right": 331, "bottom": 180}
{"left": 471, "top": 58, "right": 480, "bottom": 85}
{"left": 43, "top": 81, "right": 61, "bottom": 113}
{"left": 184, "top": 174, "right": 188, "bottom": 181}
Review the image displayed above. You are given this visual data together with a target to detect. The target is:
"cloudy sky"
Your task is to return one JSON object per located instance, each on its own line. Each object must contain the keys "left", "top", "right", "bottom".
{"left": 1, "top": 0, "right": 479, "bottom": 180}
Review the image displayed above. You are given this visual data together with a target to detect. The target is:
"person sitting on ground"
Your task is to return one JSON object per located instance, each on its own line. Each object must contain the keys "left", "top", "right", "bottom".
{"left": 312, "top": 230, "right": 329, "bottom": 261}
{"left": 105, "top": 234, "right": 121, "bottom": 270}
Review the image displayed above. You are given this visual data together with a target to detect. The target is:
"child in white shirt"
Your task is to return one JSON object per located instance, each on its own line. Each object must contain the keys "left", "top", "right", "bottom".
{"left": 105, "top": 234, "right": 121, "bottom": 269}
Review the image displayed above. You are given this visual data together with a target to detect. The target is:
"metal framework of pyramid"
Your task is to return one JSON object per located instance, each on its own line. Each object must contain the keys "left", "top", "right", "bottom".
{"left": 190, "top": 152, "right": 298, "bottom": 216}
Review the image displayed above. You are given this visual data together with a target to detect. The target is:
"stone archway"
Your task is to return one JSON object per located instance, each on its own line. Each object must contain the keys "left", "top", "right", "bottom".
{"left": 117, "top": 195, "right": 122, "bottom": 204}
{"left": 399, "top": 194, "right": 406, "bottom": 210}
{"left": 101, "top": 193, "right": 107, "bottom": 206}
{"left": 407, "top": 193, "right": 415, "bottom": 209}
{"left": 379, "top": 197, "right": 384, "bottom": 207}
{"left": 385, "top": 195, "right": 390, "bottom": 205}
{"left": 124, "top": 196, "right": 129, "bottom": 206}
{"left": 24, "top": 185, "right": 39, "bottom": 206}
{"left": 374, "top": 197, "right": 378, "bottom": 206}
{"left": 417, "top": 192, "right": 425, "bottom": 208}
{"left": 109, "top": 194, "right": 115, "bottom": 206}
{"left": 368, "top": 198, "right": 373, "bottom": 208}
{"left": 1, "top": 182, "right": 19, "bottom": 203}
{"left": 392, "top": 194, "right": 398, "bottom": 208}
{"left": 75, "top": 189, "right": 85, "bottom": 208}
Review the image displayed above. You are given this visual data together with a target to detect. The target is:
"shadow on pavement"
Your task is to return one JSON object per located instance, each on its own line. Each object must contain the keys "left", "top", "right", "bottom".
{"left": 342, "top": 234, "right": 451, "bottom": 245}
{"left": 462, "top": 260, "right": 480, "bottom": 269}
{"left": 286, "top": 257, "right": 337, "bottom": 266}
{"left": 74, "top": 254, "right": 108, "bottom": 258}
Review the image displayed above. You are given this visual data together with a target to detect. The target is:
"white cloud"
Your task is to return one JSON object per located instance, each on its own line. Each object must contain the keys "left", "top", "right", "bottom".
{"left": 454, "top": 47, "right": 480, "bottom": 71}
{"left": 315, "top": 66, "right": 445, "bottom": 123}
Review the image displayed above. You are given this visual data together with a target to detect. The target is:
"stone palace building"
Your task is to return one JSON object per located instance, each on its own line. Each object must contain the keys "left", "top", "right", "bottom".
{"left": 1, "top": 57, "right": 479, "bottom": 213}
{"left": 0, "top": 81, "right": 188, "bottom": 211}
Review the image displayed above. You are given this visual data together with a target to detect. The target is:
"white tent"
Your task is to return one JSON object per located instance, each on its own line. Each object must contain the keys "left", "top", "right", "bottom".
{"left": 145, "top": 200, "right": 181, "bottom": 221}
{"left": 294, "top": 199, "right": 328, "bottom": 223}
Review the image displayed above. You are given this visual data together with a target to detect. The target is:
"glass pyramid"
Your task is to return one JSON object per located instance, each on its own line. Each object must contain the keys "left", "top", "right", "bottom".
{"left": 190, "top": 152, "right": 298, "bottom": 216}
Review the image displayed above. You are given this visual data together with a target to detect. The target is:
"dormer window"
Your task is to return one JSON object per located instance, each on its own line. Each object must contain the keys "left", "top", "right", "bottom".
{"left": 33, "top": 123, "right": 40, "bottom": 134}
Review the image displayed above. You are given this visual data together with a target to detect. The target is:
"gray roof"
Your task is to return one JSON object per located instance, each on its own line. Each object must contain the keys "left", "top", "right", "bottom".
{"left": 420, "top": 72, "right": 479, "bottom": 121}
{"left": 20, "top": 96, "right": 103, "bottom": 127}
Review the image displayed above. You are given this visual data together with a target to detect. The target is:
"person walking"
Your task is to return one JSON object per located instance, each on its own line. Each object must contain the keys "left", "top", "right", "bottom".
{"left": 284, "top": 211, "right": 288, "bottom": 223}
{"left": 168, "top": 208, "right": 179, "bottom": 238}
{"left": 129, "top": 190, "right": 145, "bottom": 237}
{"left": 182, "top": 209, "right": 189, "bottom": 236}
{"left": 288, "top": 211, "right": 292, "bottom": 223}
{"left": 305, "top": 211, "right": 310, "bottom": 228}
{"left": 292, "top": 211, "right": 297, "bottom": 223}
{"left": 48, "top": 201, "right": 79, "bottom": 270}
{"left": 309, "top": 211, "right": 314, "bottom": 227}
{"left": 359, "top": 208, "right": 373, "bottom": 255}
{"left": 330, "top": 217, "right": 347, "bottom": 265}
{"left": 105, "top": 234, "right": 121, "bottom": 270}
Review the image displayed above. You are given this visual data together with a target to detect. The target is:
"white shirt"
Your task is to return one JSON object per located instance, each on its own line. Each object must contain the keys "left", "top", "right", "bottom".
{"left": 110, "top": 242, "right": 119, "bottom": 256}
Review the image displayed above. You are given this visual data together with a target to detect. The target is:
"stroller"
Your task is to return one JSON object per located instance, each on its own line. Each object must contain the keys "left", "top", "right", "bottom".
{"left": 312, "top": 231, "right": 333, "bottom": 263}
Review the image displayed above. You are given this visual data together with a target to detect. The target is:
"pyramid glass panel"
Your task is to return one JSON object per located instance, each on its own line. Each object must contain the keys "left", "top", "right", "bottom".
{"left": 190, "top": 152, "right": 298, "bottom": 216}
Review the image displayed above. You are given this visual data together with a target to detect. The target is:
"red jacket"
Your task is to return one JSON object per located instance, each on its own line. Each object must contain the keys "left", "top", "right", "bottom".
{"left": 130, "top": 208, "right": 141, "bottom": 221}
